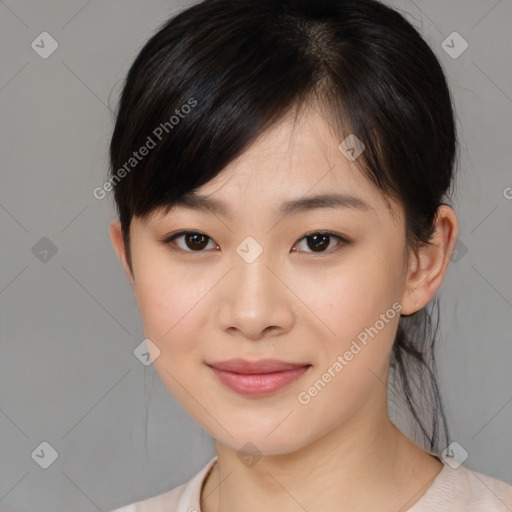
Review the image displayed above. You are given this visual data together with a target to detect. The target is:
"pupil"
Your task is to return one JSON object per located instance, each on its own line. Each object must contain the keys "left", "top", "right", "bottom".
{"left": 309, "top": 234, "right": 328, "bottom": 252}
{"left": 187, "top": 233, "right": 208, "bottom": 250}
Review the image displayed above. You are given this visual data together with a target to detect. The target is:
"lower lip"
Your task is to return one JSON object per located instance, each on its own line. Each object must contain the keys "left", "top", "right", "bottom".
{"left": 208, "top": 365, "right": 310, "bottom": 397}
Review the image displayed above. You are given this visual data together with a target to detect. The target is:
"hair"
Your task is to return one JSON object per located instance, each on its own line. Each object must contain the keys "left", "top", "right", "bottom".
{"left": 109, "top": 0, "right": 457, "bottom": 453}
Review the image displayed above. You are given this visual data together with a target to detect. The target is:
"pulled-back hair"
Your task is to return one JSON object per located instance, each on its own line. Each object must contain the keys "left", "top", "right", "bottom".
{"left": 109, "top": 0, "right": 457, "bottom": 453}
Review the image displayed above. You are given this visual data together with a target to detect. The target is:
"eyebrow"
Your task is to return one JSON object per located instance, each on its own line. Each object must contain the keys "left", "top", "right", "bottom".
{"left": 167, "top": 190, "right": 373, "bottom": 218}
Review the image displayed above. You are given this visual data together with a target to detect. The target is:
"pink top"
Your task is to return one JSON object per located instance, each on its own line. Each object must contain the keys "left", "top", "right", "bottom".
{"left": 111, "top": 456, "right": 512, "bottom": 511}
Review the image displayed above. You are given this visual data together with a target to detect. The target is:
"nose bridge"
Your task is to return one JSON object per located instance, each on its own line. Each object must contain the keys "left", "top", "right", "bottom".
{"left": 216, "top": 235, "right": 292, "bottom": 338}
{"left": 232, "top": 235, "right": 276, "bottom": 302}
{"left": 235, "top": 234, "right": 266, "bottom": 266}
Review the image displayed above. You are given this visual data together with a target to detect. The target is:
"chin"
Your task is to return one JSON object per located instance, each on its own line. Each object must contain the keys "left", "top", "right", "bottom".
{"left": 209, "top": 420, "right": 314, "bottom": 457}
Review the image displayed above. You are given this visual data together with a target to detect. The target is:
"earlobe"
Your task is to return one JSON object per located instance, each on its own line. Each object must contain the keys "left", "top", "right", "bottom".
{"left": 109, "top": 219, "right": 135, "bottom": 288}
{"left": 400, "top": 205, "right": 458, "bottom": 315}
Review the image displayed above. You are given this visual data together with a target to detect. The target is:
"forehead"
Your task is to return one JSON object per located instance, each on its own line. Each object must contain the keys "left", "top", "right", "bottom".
{"left": 149, "top": 103, "right": 402, "bottom": 224}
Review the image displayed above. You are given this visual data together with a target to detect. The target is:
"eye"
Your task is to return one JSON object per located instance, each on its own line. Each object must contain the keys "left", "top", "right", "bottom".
{"left": 162, "top": 230, "right": 219, "bottom": 252}
{"left": 292, "top": 232, "right": 348, "bottom": 255}
{"left": 161, "top": 230, "right": 349, "bottom": 255}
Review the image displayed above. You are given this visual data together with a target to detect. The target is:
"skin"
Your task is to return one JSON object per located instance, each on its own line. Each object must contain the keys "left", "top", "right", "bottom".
{"left": 110, "top": 102, "right": 458, "bottom": 511}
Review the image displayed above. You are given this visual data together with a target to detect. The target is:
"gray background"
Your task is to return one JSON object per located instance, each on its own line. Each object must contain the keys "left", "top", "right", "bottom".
{"left": 0, "top": 0, "right": 511, "bottom": 510}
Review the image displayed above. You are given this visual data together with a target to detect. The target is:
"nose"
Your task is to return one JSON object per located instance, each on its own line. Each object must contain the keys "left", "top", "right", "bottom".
{"left": 216, "top": 251, "right": 295, "bottom": 341}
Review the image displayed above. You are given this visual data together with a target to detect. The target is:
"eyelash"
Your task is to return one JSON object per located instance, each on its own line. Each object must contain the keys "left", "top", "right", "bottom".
{"left": 160, "top": 230, "right": 351, "bottom": 256}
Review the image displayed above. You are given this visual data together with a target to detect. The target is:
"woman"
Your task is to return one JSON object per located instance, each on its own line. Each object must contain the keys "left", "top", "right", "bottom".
{"left": 108, "top": 0, "right": 512, "bottom": 510}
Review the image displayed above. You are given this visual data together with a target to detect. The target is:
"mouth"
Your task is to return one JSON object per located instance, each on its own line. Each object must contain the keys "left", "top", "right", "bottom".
{"left": 206, "top": 358, "right": 312, "bottom": 397}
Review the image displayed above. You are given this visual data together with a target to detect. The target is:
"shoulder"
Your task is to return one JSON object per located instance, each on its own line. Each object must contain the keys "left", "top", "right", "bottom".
{"left": 109, "top": 457, "right": 217, "bottom": 512}
{"left": 413, "top": 463, "right": 512, "bottom": 511}
{"left": 459, "top": 466, "right": 512, "bottom": 509}
{"left": 110, "top": 483, "right": 187, "bottom": 512}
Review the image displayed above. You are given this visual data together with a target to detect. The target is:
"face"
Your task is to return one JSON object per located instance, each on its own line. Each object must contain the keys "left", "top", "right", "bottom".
{"left": 113, "top": 104, "right": 418, "bottom": 455}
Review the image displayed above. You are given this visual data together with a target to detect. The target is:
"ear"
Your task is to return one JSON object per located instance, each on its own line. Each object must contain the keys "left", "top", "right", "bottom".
{"left": 109, "top": 219, "right": 135, "bottom": 288}
{"left": 400, "top": 205, "right": 458, "bottom": 315}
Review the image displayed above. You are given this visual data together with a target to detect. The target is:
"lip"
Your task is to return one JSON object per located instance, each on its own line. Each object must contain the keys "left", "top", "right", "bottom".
{"left": 206, "top": 358, "right": 311, "bottom": 397}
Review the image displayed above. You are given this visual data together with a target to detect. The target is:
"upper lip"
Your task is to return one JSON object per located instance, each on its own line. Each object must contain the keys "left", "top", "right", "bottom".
{"left": 207, "top": 358, "right": 311, "bottom": 374}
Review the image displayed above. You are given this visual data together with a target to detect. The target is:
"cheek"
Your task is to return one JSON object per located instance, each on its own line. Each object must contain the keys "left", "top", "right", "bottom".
{"left": 294, "top": 263, "right": 401, "bottom": 432}
{"left": 132, "top": 249, "right": 208, "bottom": 355}
{"left": 132, "top": 258, "right": 212, "bottom": 405}
{"left": 307, "top": 249, "right": 403, "bottom": 342}
{"left": 301, "top": 243, "right": 404, "bottom": 408}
